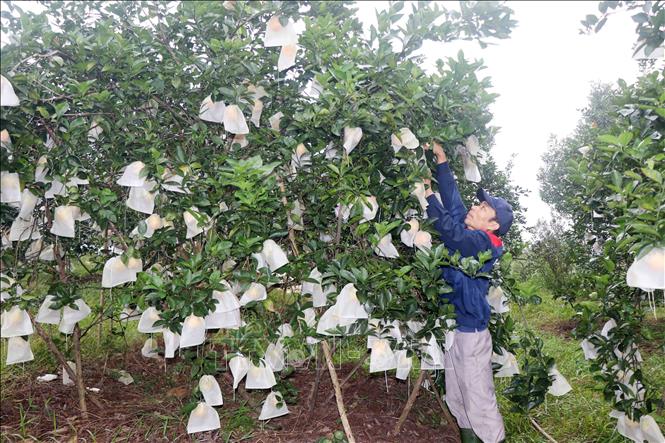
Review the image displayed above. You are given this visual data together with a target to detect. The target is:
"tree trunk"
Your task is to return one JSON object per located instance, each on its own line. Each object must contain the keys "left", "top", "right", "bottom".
{"left": 31, "top": 320, "right": 88, "bottom": 416}
{"left": 73, "top": 324, "right": 88, "bottom": 419}
{"left": 306, "top": 342, "right": 323, "bottom": 417}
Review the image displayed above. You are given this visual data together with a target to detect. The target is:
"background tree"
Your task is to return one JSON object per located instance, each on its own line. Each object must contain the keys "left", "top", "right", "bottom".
{"left": 534, "top": 2, "right": 664, "bottom": 435}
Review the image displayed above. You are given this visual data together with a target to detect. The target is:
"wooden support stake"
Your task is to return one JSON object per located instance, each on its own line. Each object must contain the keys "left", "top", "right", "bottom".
{"left": 393, "top": 370, "right": 426, "bottom": 435}
{"left": 325, "top": 351, "right": 369, "bottom": 404}
{"left": 425, "top": 372, "right": 459, "bottom": 437}
{"left": 530, "top": 417, "right": 558, "bottom": 443}
{"left": 321, "top": 340, "right": 356, "bottom": 443}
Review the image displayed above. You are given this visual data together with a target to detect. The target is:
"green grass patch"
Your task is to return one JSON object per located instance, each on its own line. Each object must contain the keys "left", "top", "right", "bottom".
{"left": 498, "top": 289, "right": 665, "bottom": 442}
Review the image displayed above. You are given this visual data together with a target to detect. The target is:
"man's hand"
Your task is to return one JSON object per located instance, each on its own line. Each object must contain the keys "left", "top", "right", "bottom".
{"left": 431, "top": 141, "right": 447, "bottom": 164}
{"left": 424, "top": 141, "right": 447, "bottom": 164}
{"left": 423, "top": 177, "right": 434, "bottom": 197}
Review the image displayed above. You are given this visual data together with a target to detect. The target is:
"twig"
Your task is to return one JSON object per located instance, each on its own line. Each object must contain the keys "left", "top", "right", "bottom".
{"left": 98, "top": 289, "right": 105, "bottom": 344}
{"left": 11, "top": 49, "right": 65, "bottom": 72}
{"left": 38, "top": 117, "right": 61, "bottom": 146}
{"left": 62, "top": 112, "right": 115, "bottom": 117}
{"left": 321, "top": 340, "right": 356, "bottom": 443}
{"left": 39, "top": 93, "right": 75, "bottom": 103}
{"left": 107, "top": 222, "right": 130, "bottom": 251}
{"left": 529, "top": 416, "right": 558, "bottom": 443}
{"left": 393, "top": 370, "right": 426, "bottom": 435}
{"left": 334, "top": 205, "right": 344, "bottom": 251}
{"left": 74, "top": 254, "right": 94, "bottom": 276}
{"left": 43, "top": 199, "right": 68, "bottom": 282}
{"left": 228, "top": 10, "right": 264, "bottom": 40}
{"left": 80, "top": 309, "right": 111, "bottom": 339}
{"left": 155, "top": 14, "right": 181, "bottom": 67}
{"left": 151, "top": 96, "right": 189, "bottom": 129}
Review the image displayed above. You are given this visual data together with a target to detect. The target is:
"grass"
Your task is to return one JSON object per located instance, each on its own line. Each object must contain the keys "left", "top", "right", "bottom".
{"left": 497, "top": 288, "right": 665, "bottom": 443}
{"left": 1, "top": 273, "right": 663, "bottom": 442}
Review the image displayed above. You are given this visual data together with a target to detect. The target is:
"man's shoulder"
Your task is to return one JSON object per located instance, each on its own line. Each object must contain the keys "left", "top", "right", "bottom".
{"left": 481, "top": 230, "right": 503, "bottom": 248}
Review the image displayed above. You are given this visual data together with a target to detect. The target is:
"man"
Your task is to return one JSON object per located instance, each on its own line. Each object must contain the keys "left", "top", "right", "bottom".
{"left": 423, "top": 141, "right": 513, "bottom": 443}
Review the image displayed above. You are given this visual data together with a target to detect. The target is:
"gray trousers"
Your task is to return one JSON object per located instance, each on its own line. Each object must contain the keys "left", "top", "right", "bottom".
{"left": 444, "top": 329, "right": 506, "bottom": 443}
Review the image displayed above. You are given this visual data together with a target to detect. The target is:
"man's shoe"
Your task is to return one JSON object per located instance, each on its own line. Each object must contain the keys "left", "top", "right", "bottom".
{"left": 459, "top": 428, "right": 483, "bottom": 443}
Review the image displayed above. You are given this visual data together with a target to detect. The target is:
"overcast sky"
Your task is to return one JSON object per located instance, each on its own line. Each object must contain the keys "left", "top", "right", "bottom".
{"left": 356, "top": 1, "right": 652, "bottom": 230}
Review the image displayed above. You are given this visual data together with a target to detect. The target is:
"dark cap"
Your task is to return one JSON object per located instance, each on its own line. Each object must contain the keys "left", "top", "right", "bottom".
{"left": 476, "top": 188, "right": 514, "bottom": 236}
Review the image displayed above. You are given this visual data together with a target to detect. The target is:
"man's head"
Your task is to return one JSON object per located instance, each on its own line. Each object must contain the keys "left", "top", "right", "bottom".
{"left": 464, "top": 188, "right": 514, "bottom": 236}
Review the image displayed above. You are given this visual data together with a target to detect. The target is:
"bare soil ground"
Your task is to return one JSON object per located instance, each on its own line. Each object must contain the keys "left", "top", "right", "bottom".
{"left": 0, "top": 344, "right": 459, "bottom": 442}
{"left": 539, "top": 318, "right": 579, "bottom": 339}
{"left": 539, "top": 315, "right": 664, "bottom": 355}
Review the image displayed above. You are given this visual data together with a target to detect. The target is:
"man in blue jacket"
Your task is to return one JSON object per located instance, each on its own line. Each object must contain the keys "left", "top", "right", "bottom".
{"left": 423, "top": 141, "right": 513, "bottom": 443}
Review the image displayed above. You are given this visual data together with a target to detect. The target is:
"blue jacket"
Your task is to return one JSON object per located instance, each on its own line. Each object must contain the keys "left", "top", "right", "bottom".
{"left": 425, "top": 162, "right": 504, "bottom": 332}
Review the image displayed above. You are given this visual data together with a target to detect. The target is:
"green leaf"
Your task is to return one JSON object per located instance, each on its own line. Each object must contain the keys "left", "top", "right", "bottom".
{"left": 37, "top": 106, "right": 50, "bottom": 118}
{"left": 617, "top": 131, "right": 633, "bottom": 146}
{"left": 53, "top": 102, "right": 70, "bottom": 119}
{"left": 630, "top": 223, "right": 659, "bottom": 237}
{"left": 598, "top": 134, "right": 621, "bottom": 146}
{"left": 641, "top": 167, "right": 662, "bottom": 184}
{"left": 176, "top": 146, "right": 186, "bottom": 164}
{"left": 327, "top": 164, "right": 340, "bottom": 176}
{"left": 631, "top": 12, "right": 649, "bottom": 23}
{"left": 611, "top": 170, "right": 622, "bottom": 188}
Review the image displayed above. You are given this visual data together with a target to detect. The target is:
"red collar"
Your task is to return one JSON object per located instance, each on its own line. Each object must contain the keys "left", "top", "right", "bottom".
{"left": 484, "top": 230, "right": 503, "bottom": 247}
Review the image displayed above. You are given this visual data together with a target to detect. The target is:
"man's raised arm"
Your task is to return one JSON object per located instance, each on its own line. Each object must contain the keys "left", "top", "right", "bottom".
{"left": 423, "top": 178, "right": 491, "bottom": 258}
{"left": 426, "top": 141, "right": 467, "bottom": 223}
